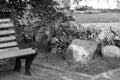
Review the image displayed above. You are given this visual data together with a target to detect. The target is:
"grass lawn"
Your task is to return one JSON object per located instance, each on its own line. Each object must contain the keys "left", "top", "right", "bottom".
{"left": 73, "top": 13, "right": 120, "bottom": 23}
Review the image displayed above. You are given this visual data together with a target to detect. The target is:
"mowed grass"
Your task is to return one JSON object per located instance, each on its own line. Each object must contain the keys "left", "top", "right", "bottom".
{"left": 73, "top": 13, "right": 120, "bottom": 23}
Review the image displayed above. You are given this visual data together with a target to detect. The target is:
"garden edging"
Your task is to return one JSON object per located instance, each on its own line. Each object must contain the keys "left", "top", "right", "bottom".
{"left": 32, "top": 62, "right": 91, "bottom": 79}
{"left": 33, "top": 62, "right": 120, "bottom": 80}
{"left": 90, "top": 67, "right": 120, "bottom": 80}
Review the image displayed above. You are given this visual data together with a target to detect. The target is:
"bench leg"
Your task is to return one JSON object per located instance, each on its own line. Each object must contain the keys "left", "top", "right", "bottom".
{"left": 13, "top": 53, "right": 37, "bottom": 76}
{"left": 13, "top": 57, "right": 21, "bottom": 72}
{"left": 25, "top": 53, "right": 37, "bottom": 76}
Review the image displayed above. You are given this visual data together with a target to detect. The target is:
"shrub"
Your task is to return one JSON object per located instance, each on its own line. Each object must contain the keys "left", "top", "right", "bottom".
{"left": 76, "top": 6, "right": 92, "bottom": 11}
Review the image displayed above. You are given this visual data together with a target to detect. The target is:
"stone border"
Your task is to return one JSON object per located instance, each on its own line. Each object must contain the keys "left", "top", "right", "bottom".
{"left": 33, "top": 62, "right": 120, "bottom": 80}
{"left": 33, "top": 63, "right": 92, "bottom": 79}
{"left": 90, "top": 67, "right": 120, "bottom": 80}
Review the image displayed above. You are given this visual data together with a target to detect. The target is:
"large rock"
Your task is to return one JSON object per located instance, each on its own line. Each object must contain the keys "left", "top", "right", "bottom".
{"left": 65, "top": 39, "right": 97, "bottom": 64}
{"left": 101, "top": 45, "right": 120, "bottom": 58}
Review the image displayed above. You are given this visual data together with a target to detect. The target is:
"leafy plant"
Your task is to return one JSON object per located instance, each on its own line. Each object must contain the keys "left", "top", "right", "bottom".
{"left": 0, "top": 0, "right": 102, "bottom": 57}
{"left": 12, "top": 3, "right": 41, "bottom": 42}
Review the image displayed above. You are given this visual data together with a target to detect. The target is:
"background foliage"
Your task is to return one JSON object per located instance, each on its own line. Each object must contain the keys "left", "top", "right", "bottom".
{"left": 0, "top": 0, "right": 101, "bottom": 55}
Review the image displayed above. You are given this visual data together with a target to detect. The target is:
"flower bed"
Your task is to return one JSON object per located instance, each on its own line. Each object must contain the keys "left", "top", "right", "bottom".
{"left": 35, "top": 51, "right": 120, "bottom": 75}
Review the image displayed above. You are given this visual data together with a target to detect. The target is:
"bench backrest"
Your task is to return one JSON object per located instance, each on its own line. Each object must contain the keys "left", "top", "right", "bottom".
{"left": 0, "top": 19, "right": 19, "bottom": 52}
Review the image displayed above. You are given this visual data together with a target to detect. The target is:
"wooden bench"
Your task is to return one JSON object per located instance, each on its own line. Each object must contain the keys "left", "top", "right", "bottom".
{"left": 0, "top": 19, "right": 37, "bottom": 75}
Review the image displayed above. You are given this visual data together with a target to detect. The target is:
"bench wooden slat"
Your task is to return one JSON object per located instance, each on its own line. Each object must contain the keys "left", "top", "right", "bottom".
{"left": 0, "top": 47, "right": 19, "bottom": 52}
{"left": 0, "top": 19, "right": 10, "bottom": 23}
{"left": 0, "top": 29, "right": 15, "bottom": 35}
{"left": 0, "top": 36, "right": 16, "bottom": 42}
{"left": 0, "top": 19, "right": 37, "bottom": 59}
{"left": 0, "top": 48, "right": 36, "bottom": 59}
{"left": 0, "top": 41, "right": 17, "bottom": 48}
{"left": 0, "top": 23, "right": 13, "bottom": 28}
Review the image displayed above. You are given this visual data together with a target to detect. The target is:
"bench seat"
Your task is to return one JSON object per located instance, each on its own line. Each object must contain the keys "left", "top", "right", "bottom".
{"left": 0, "top": 19, "right": 36, "bottom": 60}
{"left": 0, "top": 48, "right": 36, "bottom": 59}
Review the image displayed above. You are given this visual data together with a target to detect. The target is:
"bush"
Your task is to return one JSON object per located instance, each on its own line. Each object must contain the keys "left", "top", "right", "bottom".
{"left": 0, "top": 0, "right": 109, "bottom": 58}
{"left": 76, "top": 6, "right": 92, "bottom": 11}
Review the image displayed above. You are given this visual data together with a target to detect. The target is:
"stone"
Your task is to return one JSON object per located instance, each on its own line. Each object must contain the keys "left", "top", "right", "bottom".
{"left": 65, "top": 39, "right": 97, "bottom": 64}
{"left": 113, "top": 36, "right": 120, "bottom": 48}
{"left": 101, "top": 45, "right": 120, "bottom": 58}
